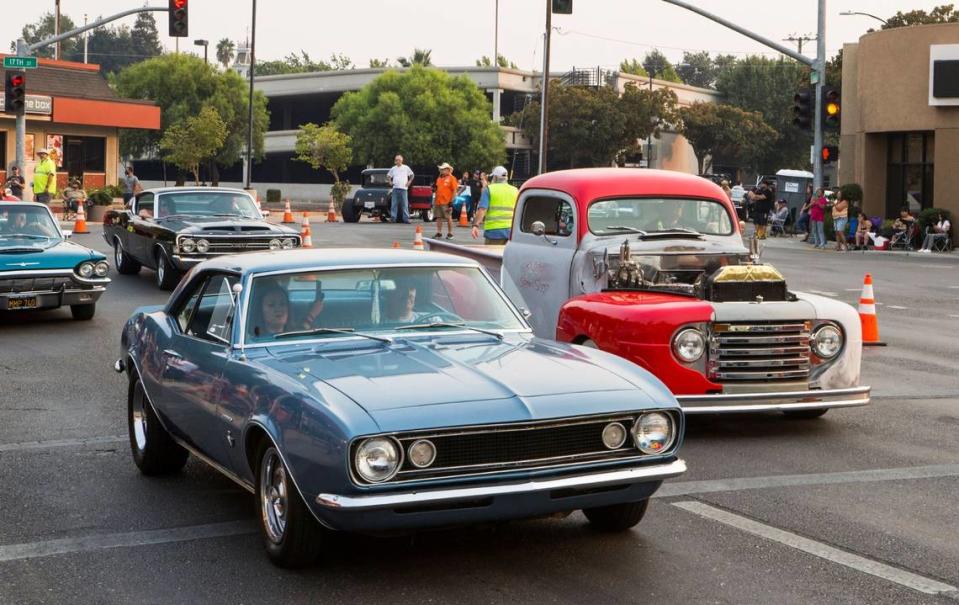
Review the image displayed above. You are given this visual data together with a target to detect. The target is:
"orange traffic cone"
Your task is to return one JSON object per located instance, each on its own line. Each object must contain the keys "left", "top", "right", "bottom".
{"left": 327, "top": 199, "right": 337, "bottom": 223}
{"left": 412, "top": 225, "right": 425, "bottom": 251}
{"left": 282, "top": 199, "right": 295, "bottom": 224}
{"left": 458, "top": 206, "right": 469, "bottom": 228}
{"left": 73, "top": 201, "right": 89, "bottom": 234}
{"left": 300, "top": 213, "right": 313, "bottom": 248}
{"left": 392, "top": 241, "right": 401, "bottom": 249}
{"left": 859, "top": 273, "right": 886, "bottom": 346}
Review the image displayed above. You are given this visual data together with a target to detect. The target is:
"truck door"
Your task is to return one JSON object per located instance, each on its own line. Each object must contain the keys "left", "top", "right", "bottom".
{"left": 502, "top": 192, "right": 578, "bottom": 339}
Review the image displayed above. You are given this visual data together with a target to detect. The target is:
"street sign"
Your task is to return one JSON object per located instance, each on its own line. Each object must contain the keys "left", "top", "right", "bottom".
{"left": 3, "top": 56, "right": 38, "bottom": 70}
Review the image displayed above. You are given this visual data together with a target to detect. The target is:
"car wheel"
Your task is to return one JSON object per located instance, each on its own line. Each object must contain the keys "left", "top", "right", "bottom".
{"left": 128, "top": 376, "right": 189, "bottom": 475}
{"left": 70, "top": 303, "right": 96, "bottom": 321}
{"left": 579, "top": 339, "right": 599, "bottom": 349}
{"left": 583, "top": 499, "right": 649, "bottom": 532}
{"left": 155, "top": 250, "right": 180, "bottom": 291}
{"left": 783, "top": 408, "right": 829, "bottom": 419}
{"left": 114, "top": 240, "right": 141, "bottom": 275}
{"left": 341, "top": 200, "right": 359, "bottom": 223}
{"left": 421, "top": 209, "right": 434, "bottom": 222}
{"left": 256, "top": 443, "right": 325, "bottom": 568}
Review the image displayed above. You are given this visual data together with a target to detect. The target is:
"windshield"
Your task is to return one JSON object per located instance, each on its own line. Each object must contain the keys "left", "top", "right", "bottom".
{"left": 589, "top": 198, "right": 734, "bottom": 236}
{"left": 157, "top": 192, "right": 261, "bottom": 219}
{"left": 0, "top": 205, "right": 60, "bottom": 241}
{"left": 244, "top": 266, "right": 526, "bottom": 343}
{"left": 362, "top": 172, "right": 391, "bottom": 188}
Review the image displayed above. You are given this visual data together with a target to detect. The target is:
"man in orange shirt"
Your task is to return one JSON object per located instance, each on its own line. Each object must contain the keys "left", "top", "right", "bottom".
{"left": 433, "top": 162, "right": 459, "bottom": 239}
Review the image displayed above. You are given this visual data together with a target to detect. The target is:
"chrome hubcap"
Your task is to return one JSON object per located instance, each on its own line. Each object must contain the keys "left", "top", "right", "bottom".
{"left": 260, "top": 450, "right": 288, "bottom": 544}
{"left": 115, "top": 245, "right": 122, "bottom": 267}
{"left": 131, "top": 387, "right": 148, "bottom": 451}
{"left": 157, "top": 259, "right": 165, "bottom": 283}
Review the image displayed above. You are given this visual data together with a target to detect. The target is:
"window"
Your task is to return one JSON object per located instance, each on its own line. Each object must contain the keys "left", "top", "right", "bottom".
{"left": 63, "top": 136, "right": 105, "bottom": 174}
{"left": 186, "top": 275, "right": 237, "bottom": 342}
{"left": 520, "top": 196, "right": 575, "bottom": 237}
{"left": 175, "top": 285, "right": 204, "bottom": 332}
{"left": 887, "top": 133, "right": 934, "bottom": 217}
{"left": 588, "top": 198, "right": 733, "bottom": 236}
{"left": 136, "top": 193, "right": 155, "bottom": 218}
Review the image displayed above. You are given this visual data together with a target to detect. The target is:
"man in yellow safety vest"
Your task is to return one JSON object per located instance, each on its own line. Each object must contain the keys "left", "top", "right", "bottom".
{"left": 33, "top": 148, "right": 58, "bottom": 204}
{"left": 471, "top": 166, "right": 518, "bottom": 245}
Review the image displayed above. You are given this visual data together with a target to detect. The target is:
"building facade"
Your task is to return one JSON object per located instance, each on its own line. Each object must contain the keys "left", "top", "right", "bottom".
{"left": 840, "top": 23, "right": 959, "bottom": 219}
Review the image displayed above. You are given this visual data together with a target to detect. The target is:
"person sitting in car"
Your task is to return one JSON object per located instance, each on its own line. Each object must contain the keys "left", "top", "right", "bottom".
{"left": 252, "top": 281, "right": 326, "bottom": 338}
{"left": 3, "top": 211, "right": 57, "bottom": 237}
{"left": 383, "top": 284, "right": 421, "bottom": 323}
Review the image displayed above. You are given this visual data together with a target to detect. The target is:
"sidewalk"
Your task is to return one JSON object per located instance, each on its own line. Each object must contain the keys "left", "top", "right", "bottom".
{"left": 757, "top": 233, "right": 957, "bottom": 260}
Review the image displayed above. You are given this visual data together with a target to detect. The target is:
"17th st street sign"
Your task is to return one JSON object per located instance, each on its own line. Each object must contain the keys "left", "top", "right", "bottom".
{"left": 3, "top": 56, "right": 39, "bottom": 70}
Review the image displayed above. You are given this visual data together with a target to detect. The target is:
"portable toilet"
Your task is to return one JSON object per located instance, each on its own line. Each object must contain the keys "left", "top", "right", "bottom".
{"left": 775, "top": 169, "right": 814, "bottom": 220}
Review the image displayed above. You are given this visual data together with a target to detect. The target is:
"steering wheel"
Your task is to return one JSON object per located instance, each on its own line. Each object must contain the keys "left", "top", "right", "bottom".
{"left": 418, "top": 311, "right": 463, "bottom": 324}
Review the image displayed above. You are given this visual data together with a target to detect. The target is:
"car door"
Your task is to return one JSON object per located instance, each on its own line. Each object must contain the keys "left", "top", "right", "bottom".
{"left": 129, "top": 192, "right": 156, "bottom": 266}
{"left": 160, "top": 272, "right": 238, "bottom": 465}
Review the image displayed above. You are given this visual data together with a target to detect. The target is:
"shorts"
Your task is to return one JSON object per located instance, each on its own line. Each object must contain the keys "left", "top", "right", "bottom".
{"left": 434, "top": 204, "right": 451, "bottom": 220}
{"left": 834, "top": 217, "right": 848, "bottom": 233}
{"left": 484, "top": 237, "right": 508, "bottom": 246}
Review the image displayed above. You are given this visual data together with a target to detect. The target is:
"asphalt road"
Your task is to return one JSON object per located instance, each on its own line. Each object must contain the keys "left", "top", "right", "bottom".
{"left": 1, "top": 223, "right": 957, "bottom": 604}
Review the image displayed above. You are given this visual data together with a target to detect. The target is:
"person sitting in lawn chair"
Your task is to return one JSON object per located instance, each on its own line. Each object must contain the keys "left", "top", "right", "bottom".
{"left": 768, "top": 200, "right": 790, "bottom": 236}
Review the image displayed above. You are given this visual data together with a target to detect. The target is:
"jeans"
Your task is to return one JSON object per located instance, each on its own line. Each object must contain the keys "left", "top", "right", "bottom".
{"left": 796, "top": 212, "right": 809, "bottom": 233}
{"left": 390, "top": 188, "right": 410, "bottom": 223}
{"left": 921, "top": 233, "right": 947, "bottom": 250}
{"left": 811, "top": 220, "right": 825, "bottom": 247}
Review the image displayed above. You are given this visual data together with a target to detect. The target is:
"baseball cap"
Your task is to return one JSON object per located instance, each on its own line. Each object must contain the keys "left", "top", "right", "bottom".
{"left": 490, "top": 166, "right": 508, "bottom": 178}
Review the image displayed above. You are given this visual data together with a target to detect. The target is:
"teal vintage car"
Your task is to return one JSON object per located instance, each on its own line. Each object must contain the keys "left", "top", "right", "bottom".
{"left": 0, "top": 202, "right": 110, "bottom": 320}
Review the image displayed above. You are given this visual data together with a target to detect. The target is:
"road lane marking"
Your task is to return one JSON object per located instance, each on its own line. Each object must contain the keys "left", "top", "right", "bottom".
{"left": 0, "top": 521, "right": 256, "bottom": 563}
{"left": 886, "top": 305, "right": 909, "bottom": 310}
{"left": 0, "top": 436, "right": 127, "bottom": 453}
{"left": 673, "top": 501, "right": 957, "bottom": 596}
{"left": 655, "top": 464, "right": 959, "bottom": 498}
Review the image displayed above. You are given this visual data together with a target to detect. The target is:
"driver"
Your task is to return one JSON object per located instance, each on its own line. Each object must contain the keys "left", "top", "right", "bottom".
{"left": 383, "top": 285, "right": 420, "bottom": 323}
{"left": 4, "top": 211, "right": 56, "bottom": 237}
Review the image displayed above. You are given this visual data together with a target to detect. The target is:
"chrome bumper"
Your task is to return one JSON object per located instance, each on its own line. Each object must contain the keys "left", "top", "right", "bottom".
{"left": 316, "top": 459, "right": 687, "bottom": 511}
{"left": 0, "top": 286, "right": 106, "bottom": 310}
{"left": 677, "top": 385, "right": 871, "bottom": 414}
{"left": 170, "top": 255, "right": 207, "bottom": 271}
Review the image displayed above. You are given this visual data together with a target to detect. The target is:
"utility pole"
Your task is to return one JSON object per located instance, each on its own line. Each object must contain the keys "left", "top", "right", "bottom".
{"left": 494, "top": 0, "right": 499, "bottom": 67}
{"left": 83, "top": 15, "right": 89, "bottom": 64}
{"left": 245, "top": 0, "right": 258, "bottom": 189}
{"left": 783, "top": 34, "right": 816, "bottom": 55}
{"left": 55, "top": 0, "right": 61, "bottom": 60}
{"left": 537, "top": 0, "right": 552, "bottom": 175}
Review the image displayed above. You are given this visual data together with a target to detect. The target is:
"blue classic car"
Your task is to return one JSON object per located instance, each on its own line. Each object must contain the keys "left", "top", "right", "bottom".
{"left": 115, "top": 249, "right": 686, "bottom": 567}
{"left": 0, "top": 202, "right": 110, "bottom": 320}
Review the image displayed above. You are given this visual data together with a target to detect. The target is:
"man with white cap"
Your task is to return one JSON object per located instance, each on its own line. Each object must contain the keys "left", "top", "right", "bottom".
{"left": 33, "top": 148, "right": 58, "bottom": 204}
{"left": 432, "top": 162, "right": 458, "bottom": 239}
{"left": 471, "top": 165, "right": 518, "bottom": 245}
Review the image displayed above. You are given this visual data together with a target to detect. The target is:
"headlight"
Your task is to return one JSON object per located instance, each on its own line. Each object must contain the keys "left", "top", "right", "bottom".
{"left": 282, "top": 238, "right": 295, "bottom": 250}
{"left": 77, "top": 262, "right": 95, "bottom": 278}
{"left": 269, "top": 238, "right": 282, "bottom": 251}
{"left": 179, "top": 238, "right": 196, "bottom": 253}
{"left": 94, "top": 261, "right": 110, "bottom": 277}
{"left": 601, "top": 422, "right": 627, "bottom": 449}
{"left": 812, "top": 324, "right": 843, "bottom": 359}
{"left": 672, "top": 328, "right": 706, "bottom": 363}
{"left": 195, "top": 239, "right": 210, "bottom": 254}
{"left": 632, "top": 412, "right": 675, "bottom": 455}
{"left": 407, "top": 439, "right": 436, "bottom": 468}
{"left": 354, "top": 437, "right": 401, "bottom": 483}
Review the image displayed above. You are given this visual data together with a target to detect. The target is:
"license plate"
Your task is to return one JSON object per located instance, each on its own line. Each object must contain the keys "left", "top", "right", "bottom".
{"left": 8, "top": 296, "right": 38, "bottom": 310}
{"left": 364, "top": 201, "right": 375, "bottom": 209}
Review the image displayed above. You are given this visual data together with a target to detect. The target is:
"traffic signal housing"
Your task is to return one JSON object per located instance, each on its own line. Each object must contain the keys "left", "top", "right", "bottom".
{"left": 821, "top": 145, "right": 839, "bottom": 165}
{"left": 822, "top": 87, "right": 841, "bottom": 130}
{"left": 4, "top": 71, "right": 26, "bottom": 113}
{"left": 169, "top": 0, "right": 188, "bottom": 37}
{"left": 552, "top": 0, "right": 572, "bottom": 14}
{"left": 792, "top": 88, "right": 813, "bottom": 131}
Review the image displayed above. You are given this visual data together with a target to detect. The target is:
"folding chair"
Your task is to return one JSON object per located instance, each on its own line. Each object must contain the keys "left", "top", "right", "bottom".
{"left": 931, "top": 229, "right": 953, "bottom": 253}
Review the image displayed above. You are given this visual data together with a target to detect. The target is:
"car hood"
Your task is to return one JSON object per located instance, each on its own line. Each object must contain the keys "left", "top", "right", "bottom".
{"left": 0, "top": 239, "right": 100, "bottom": 269}
{"left": 157, "top": 216, "right": 297, "bottom": 235}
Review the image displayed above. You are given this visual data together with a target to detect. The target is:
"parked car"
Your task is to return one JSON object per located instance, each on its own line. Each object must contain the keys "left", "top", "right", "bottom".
{"left": 342, "top": 169, "right": 434, "bottom": 223}
{"left": 427, "top": 168, "right": 871, "bottom": 418}
{"left": 115, "top": 248, "right": 686, "bottom": 567}
{"left": 102, "top": 187, "right": 301, "bottom": 290}
{"left": 0, "top": 202, "right": 109, "bottom": 320}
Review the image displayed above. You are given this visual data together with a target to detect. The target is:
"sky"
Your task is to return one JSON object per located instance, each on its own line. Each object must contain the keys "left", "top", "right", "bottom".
{"left": 1, "top": 1, "right": 948, "bottom": 71}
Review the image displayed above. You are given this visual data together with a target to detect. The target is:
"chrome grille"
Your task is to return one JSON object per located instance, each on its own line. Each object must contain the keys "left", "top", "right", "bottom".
{"left": 180, "top": 236, "right": 301, "bottom": 254}
{"left": 0, "top": 274, "right": 93, "bottom": 294}
{"left": 708, "top": 321, "right": 811, "bottom": 382}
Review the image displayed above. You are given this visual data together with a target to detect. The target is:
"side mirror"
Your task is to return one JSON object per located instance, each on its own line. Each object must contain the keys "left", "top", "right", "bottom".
{"left": 62, "top": 230, "right": 73, "bottom": 238}
{"left": 531, "top": 221, "right": 546, "bottom": 236}
{"left": 519, "top": 307, "right": 532, "bottom": 320}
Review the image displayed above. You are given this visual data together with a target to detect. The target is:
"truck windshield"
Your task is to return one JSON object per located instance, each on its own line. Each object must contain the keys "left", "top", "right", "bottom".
{"left": 589, "top": 198, "right": 734, "bottom": 236}
{"left": 363, "top": 173, "right": 391, "bottom": 188}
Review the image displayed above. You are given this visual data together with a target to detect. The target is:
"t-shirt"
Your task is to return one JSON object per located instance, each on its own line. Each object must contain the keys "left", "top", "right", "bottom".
{"left": 809, "top": 197, "right": 827, "bottom": 221}
{"left": 387, "top": 165, "right": 414, "bottom": 190}
{"left": 477, "top": 187, "right": 510, "bottom": 241}
{"left": 122, "top": 174, "right": 140, "bottom": 194}
{"left": 434, "top": 175, "right": 459, "bottom": 206}
{"left": 5, "top": 175, "right": 24, "bottom": 197}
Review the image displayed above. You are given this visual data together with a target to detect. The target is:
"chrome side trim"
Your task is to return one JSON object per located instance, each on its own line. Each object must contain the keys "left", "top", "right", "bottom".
{"left": 677, "top": 386, "right": 871, "bottom": 414}
{"left": 317, "top": 459, "right": 687, "bottom": 510}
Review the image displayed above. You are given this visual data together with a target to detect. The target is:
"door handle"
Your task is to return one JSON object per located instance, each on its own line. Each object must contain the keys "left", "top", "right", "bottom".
{"left": 162, "top": 349, "right": 183, "bottom": 359}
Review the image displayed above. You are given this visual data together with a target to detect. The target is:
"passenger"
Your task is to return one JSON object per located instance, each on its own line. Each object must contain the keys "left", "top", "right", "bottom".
{"left": 252, "top": 284, "right": 291, "bottom": 338}
{"left": 383, "top": 285, "right": 420, "bottom": 323}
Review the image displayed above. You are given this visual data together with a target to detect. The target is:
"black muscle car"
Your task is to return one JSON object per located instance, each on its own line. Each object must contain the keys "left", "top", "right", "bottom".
{"left": 103, "top": 188, "right": 301, "bottom": 290}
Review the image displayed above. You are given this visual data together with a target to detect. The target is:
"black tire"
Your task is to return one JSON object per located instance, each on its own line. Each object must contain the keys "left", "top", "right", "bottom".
{"left": 114, "top": 240, "right": 141, "bottom": 275}
{"left": 70, "top": 303, "right": 96, "bottom": 321}
{"left": 341, "top": 200, "right": 359, "bottom": 223}
{"left": 421, "top": 208, "right": 434, "bottom": 222}
{"left": 783, "top": 408, "right": 829, "bottom": 419}
{"left": 128, "top": 376, "right": 189, "bottom": 475}
{"left": 583, "top": 499, "right": 649, "bottom": 532}
{"left": 155, "top": 249, "right": 181, "bottom": 291}
{"left": 256, "top": 442, "right": 325, "bottom": 568}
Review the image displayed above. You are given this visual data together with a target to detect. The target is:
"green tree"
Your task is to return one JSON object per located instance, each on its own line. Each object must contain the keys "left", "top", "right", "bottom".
{"left": 619, "top": 58, "right": 649, "bottom": 77}
{"left": 328, "top": 53, "right": 354, "bottom": 70}
{"left": 332, "top": 66, "right": 505, "bottom": 170}
{"left": 131, "top": 13, "right": 162, "bottom": 60}
{"left": 369, "top": 58, "right": 392, "bottom": 68}
{"left": 17, "top": 12, "right": 77, "bottom": 58}
{"left": 294, "top": 123, "right": 353, "bottom": 202}
{"left": 826, "top": 49, "right": 843, "bottom": 87}
{"left": 216, "top": 39, "right": 236, "bottom": 70}
{"left": 396, "top": 48, "right": 433, "bottom": 67}
{"left": 160, "top": 107, "right": 228, "bottom": 185}
{"left": 679, "top": 102, "right": 776, "bottom": 174}
{"left": 676, "top": 51, "right": 717, "bottom": 88}
{"left": 65, "top": 24, "right": 137, "bottom": 75}
{"left": 643, "top": 50, "right": 682, "bottom": 83}
{"left": 476, "top": 55, "right": 517, "bottom": 69}
{"left": 883, "top": 4, "right": 959, "bottom": 28}
{"left": 255, "top": 51, "right": 334, "bottom": 76}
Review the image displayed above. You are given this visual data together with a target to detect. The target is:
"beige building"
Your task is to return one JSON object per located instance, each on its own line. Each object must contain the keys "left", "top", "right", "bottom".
{"left": 840, "top": 23, "right": 959, "bottom": 219}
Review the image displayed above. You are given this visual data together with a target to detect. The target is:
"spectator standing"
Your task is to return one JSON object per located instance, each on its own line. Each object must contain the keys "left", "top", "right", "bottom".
{"left": 121, "top": 166, "right": 141, "bottom": 205}
{"left": 720, "top": 180, "right": 733, "bottom": 202}
{"left": 432, "top": 163, "right": 459, "bottom": 240}
{"left": 809, "top": 188, "right": 828, "bottom": 249}
{"left": 387, "top": 154, "right": 415, "bottom": 223}
{"left": 919, "top": 213, "right": 951, "bottom": 252}
{"left": 5, "top": 166, "right": 25, "bottom": 199}
{"left": 471, "top": 166, "right": 518, "bottom": 245}
{"left": 32, "top": 149, "right": 58, "bottom": 204}
{"left": 465, "top": 170, "right": 482, "bottom": 221}
{"left": 832, "top": 194, "right": 849, "bottom": 251}
{"left": 796, "top": 185, "right": 813, "bottom": 240}
{"left": 748, "top": 181, "right": 773, "bottom": 239}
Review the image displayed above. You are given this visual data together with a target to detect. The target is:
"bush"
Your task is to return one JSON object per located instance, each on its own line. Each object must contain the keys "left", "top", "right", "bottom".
{"left": 330, "top": 180, "right": 351, "bottom": 204}
{"left": 879, "top": 219, "right": 896, "bottom": 239}
{"left": 918, "top": 208, "right": 951, "bottom": 233}
{"left": 88, "top": 189, "right": 114, "bottom": 206}
{"left": 839, "top": 183, "right": 863, "bottom": 204}
{"left": 103, "top": 184, "right": 124, "bottom": 198}
{"left": 266, "top": 189, "right": 281, "bottom": 203}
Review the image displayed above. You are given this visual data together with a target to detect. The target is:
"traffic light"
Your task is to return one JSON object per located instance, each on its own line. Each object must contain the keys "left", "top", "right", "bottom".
{"left": 822, "top": 86, "right": 841, "bottom": 130}
{"left": 168, "top": 0, "right": 188, "bottom": 37}
{"left": 552, "top": 0, "right": 573, "bottom": 14}
{"left": 4, "top": 71, "right": 26, "bottom": 113}
{"left": 821, "top": 145, "right": 839, "bottom": 165}
{"left": 792, "top": 88, "right": 813, "bottom": 131}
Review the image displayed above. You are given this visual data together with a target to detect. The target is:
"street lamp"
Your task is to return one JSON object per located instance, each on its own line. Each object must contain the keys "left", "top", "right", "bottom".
{"left": 838, "top": 10, "right": 888, "bottom": 25}
{"left": 193, "top": 39, "right": 209, "bottom": 64}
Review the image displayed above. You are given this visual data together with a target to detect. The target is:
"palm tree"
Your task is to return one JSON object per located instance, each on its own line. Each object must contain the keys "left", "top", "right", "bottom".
{"left": 216, "top": 38, "right": 235, "bottom": 70}
{"left": 397, "top": 48, "right": 432, "bottom": 68}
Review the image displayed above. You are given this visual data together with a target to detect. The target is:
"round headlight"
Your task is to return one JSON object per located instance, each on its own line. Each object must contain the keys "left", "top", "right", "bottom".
{"left": 601, "top": 422, "right": 627, "bottom": 449}
{"left": 94, "top": 261, "right": 110, "bottom": 277}
{"left": 672, "top": 328, "right": 706, "bottom": 363}
{"left": 407, "top": 439, "right": 437, "bottom": 468}
{"left": 354, "top": 437, "right": 401, "bottom": 483}
{"left": 77, "top": 262, "right": 95, "bottom": 278}
{"left": 282, "top": 238, "right": 295, "bottom": 250}
{"left": 812, "top": 324, "right": 843, "bottom": 359}
{"left": 632, "top": 412, "right": 675, "bottom": 455}
{"left": 269, "top": 238, "right": 282, "bottom": 251}
{"left": 196, "top": 239, "right": 210, "bottom": 254}
{"left": 179, "top": 238, "right": 196, "bottom": 253}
